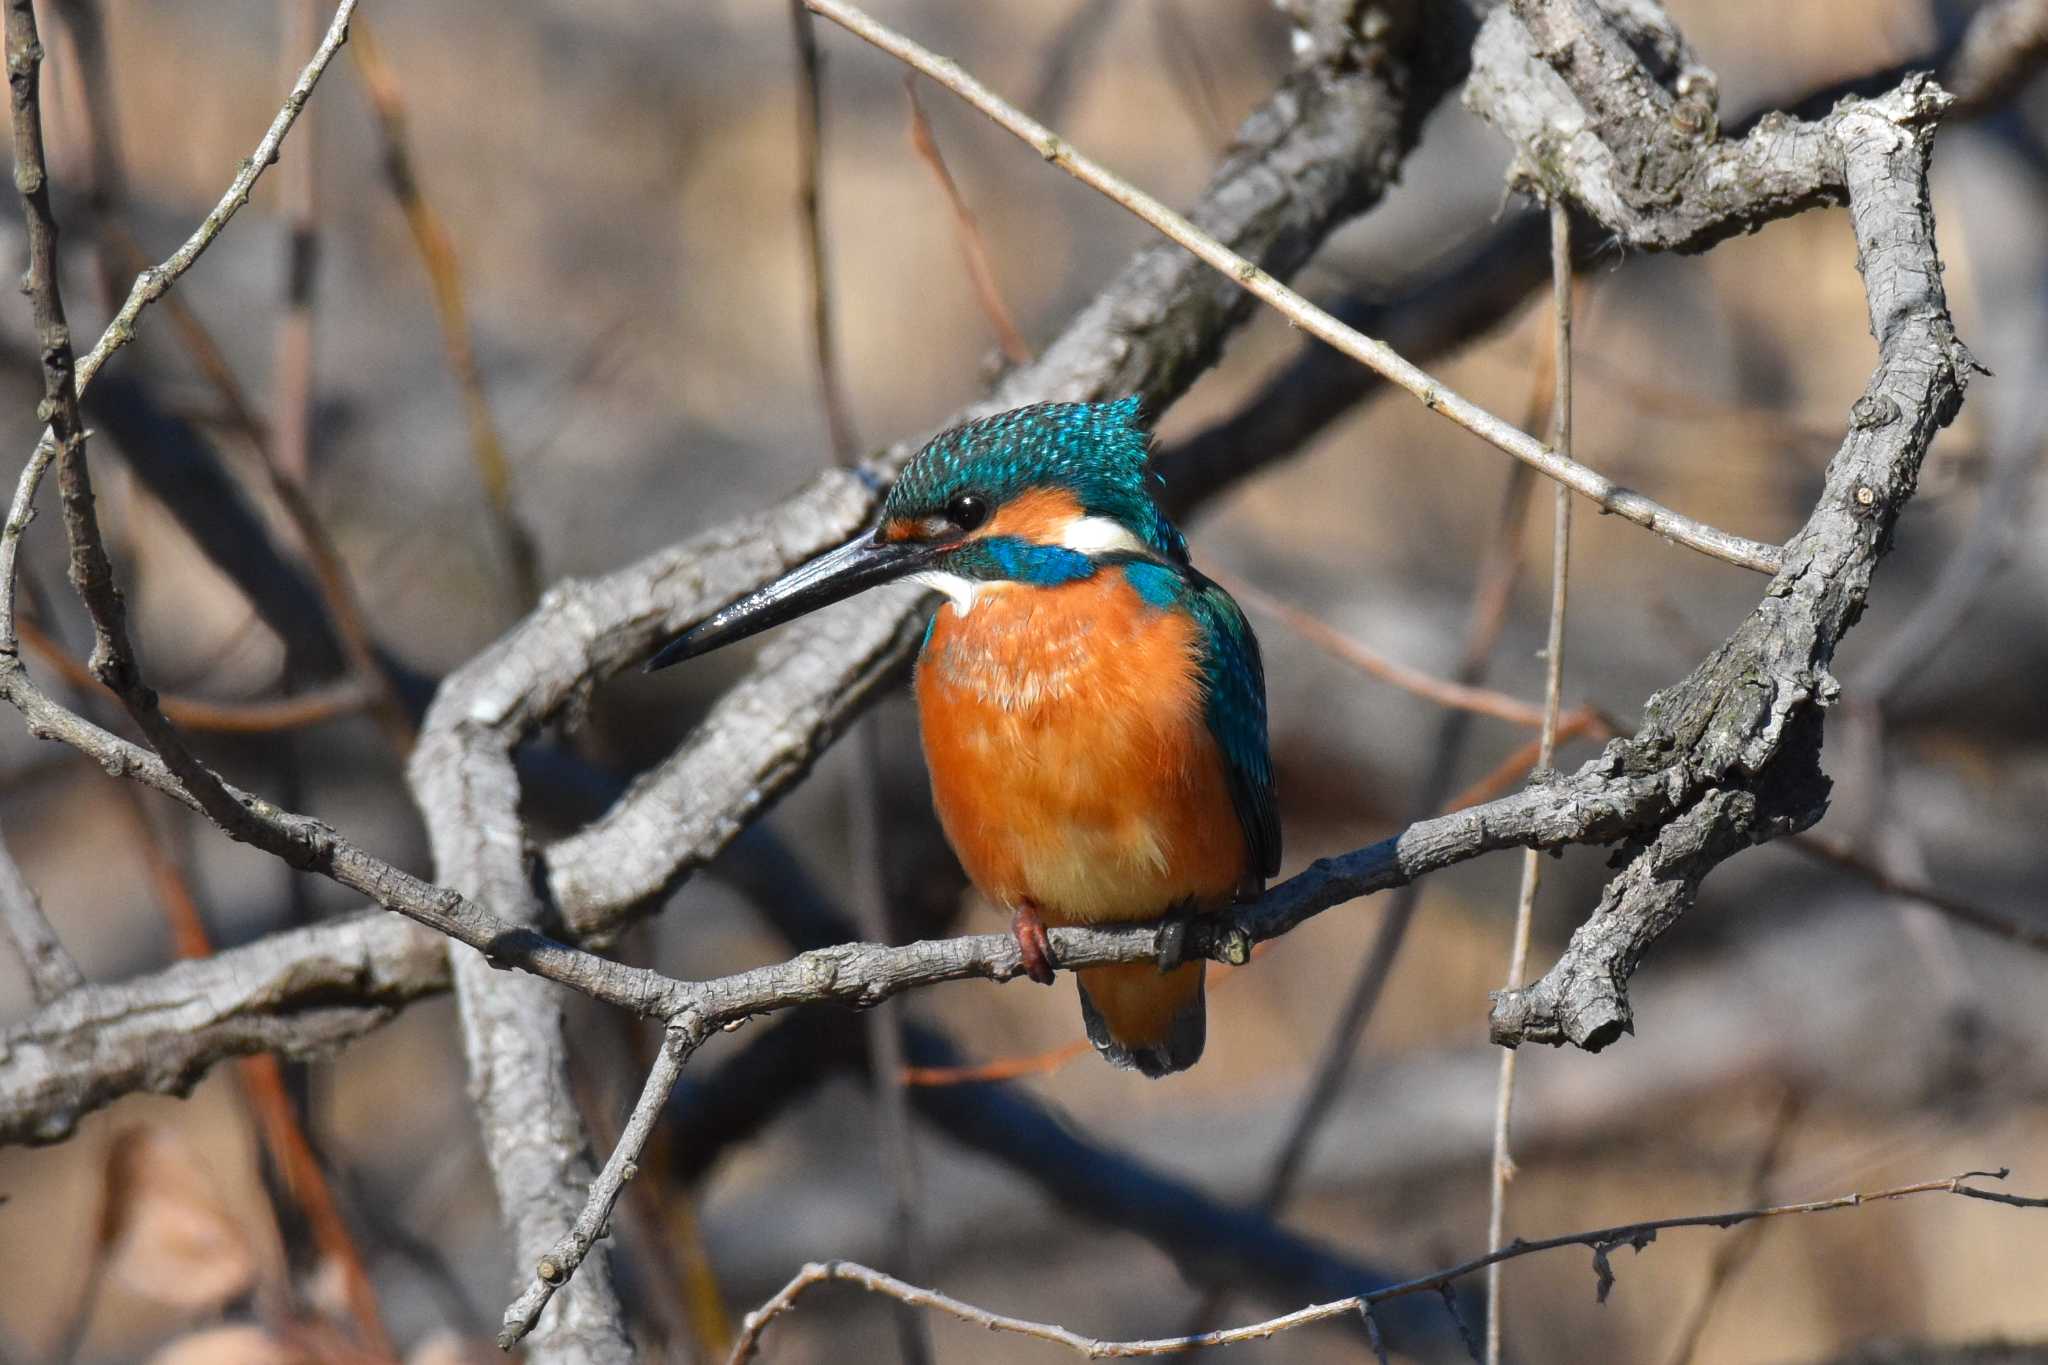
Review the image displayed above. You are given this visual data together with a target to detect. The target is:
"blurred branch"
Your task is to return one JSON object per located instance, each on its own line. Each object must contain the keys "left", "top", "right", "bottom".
{"left": 274, "top": 0, "right": 322, "bottom": 485}
{"left": 904, "top": 77, "right": 1033, "bottom": 365}
{"left": 788, "top": 0, "right": 860, "bottom": 464}
{"left": 1787, "top": 834, "right": 2048, "bottom": 953}
{"left": 127, "top": 792, "right": 396, "bottom": 1358}
{"left": 1145, "top": 0, "right": 1230, "bottom": 151}
{"left": 1942, "top": 0, "right": 2048, "bottom": 113}
{"left": 104, "top": 245, "right": 417, "bottom": 748}
{"left": 1027, "top": 0, "right": 1119, "bottom": 123}
{"left": 1217, "top": 569, "right": 1558, "bottom": 727}
{"left": 17, "top": 561, "right": 376, "bottom": 735}
{"left": 898, "top": 1037, "right": 1089, "bottom": 1086}
{"left": 349, "top": 15, "right": 538, "bottom": 606}
{"left": 1486, "top": 196, "right": 1575, "bottom": 1365}
{"left": 666, "top": 1009, "right": 1439, "bottom": 1349}
{"left": 845, "top": 722, "right": 936, "bottom": 1365}
{"left": 1849, "top": 348, "right": 2048, "bottom": 705}
{"left": 728, "top": 1170, "right": 2048, "bottom": 1363}
{"left": 0, "top": 816, "right": 81, "bottom": 1003}
{"left": 1445, "top": 706, "right": 1616, "bottom": 810}
{"left": 804, "top": 0, "right": 1785, "bottom": 575}
{"left": 1660, "top": 1090, "right": 1802, "bottom": 1365}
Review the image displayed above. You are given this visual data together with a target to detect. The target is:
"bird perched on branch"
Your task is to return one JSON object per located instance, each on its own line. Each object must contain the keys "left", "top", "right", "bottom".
{"left": 648, "top": 399, "right": 1277, "bottom": 1075}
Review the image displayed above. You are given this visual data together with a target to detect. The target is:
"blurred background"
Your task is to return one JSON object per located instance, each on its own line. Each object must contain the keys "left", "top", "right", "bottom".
{"left": 0, "top": 0, "right": 2044, "bottom": 1361}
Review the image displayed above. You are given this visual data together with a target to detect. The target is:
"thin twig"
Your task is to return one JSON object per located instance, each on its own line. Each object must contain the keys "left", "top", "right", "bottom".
{"left": 273, "top": 0, "right": 321, "bottom": 485}
{"left": 1787, "top": 833, "right": 2048, "bottom": 953}
{"left": 789, "top": 0, "right": 860, "bottom": 463}
{"left": 498, "top": 1021, "right": 692, "bottom": 1349}
{"left": 801, "top": 0, "right": 1784, "bottom": 576}
{"left": 124, "top": 792, "right": 396, "bottom": 1357}
{"left": 1444, "top": 707, "right": 1617, "bottom": 811}
{"left": 19, "top": 616, "right": 371, "bottom": 731}
{"left": 847, "top": 724, "right": 934, "bottom": 1365}
{"left": 0, "top": 815, "right": 81, "bottom": 1003}
{"left": 1216, "top": 570, "right": 1557, "bottom": 728}
{"left": 1661, "top": 1089, "right": 1803, "bottom": 1365}
{"left": 4, "top": 2, "right": 358, "bottom": 627}
{"left": 1145, "top": 0, "right": 1230, "bottom": 150}
{"left": 904, "top": 77, "right": 1032, "bottom": 365}
{"left": 1209, "top": 305, "right": 1564, "bottom": 1304}
{"left": 348, "top": 15, "right": 537, "bottom": 607}
{"left": 1027, "top": 0, "right": 1118, "bottom": 124}
{"left": 612, "top": 1008, "right": 734, "bottom": 1359}
{"left": 727, "top": 1170, "right": 2047, "bottom": 1362}
{"left": 98, "top": 227, "right": 416, "bottom": 751}
{"left": 1486, "top": 198, "right": 1576, "bottom": 1365}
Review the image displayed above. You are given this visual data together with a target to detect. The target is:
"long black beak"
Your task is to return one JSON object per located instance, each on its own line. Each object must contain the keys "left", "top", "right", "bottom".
{"left": 645, "top": 528, "right": 939, "bottom": 671}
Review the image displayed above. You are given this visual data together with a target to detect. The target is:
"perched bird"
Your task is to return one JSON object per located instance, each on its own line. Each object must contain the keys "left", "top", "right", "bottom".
{"left": 648, "top": 398, "right": 1277, "bottom": 1076}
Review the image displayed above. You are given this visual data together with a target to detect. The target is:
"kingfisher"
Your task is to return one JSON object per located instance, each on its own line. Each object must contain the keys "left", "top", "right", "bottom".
{"left": 648, "top": 398, "right": 1278, "bottom": 1076}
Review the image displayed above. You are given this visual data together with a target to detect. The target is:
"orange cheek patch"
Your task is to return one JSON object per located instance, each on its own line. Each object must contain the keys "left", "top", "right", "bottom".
{"left": 880, "top": 517, "right": 922, "bottom": 543}
{"left": 978, "top": 487, "right": 1084, "bottom": 544}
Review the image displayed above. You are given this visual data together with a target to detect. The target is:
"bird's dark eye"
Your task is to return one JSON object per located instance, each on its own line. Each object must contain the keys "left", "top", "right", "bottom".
{"left": 945, "top": 493, "right": 990, "bottom": 532}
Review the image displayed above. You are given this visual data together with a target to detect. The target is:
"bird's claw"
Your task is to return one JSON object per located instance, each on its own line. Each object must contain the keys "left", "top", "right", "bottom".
{"left": 1154, "top": 898, "right": 1200, "bottom": 972}
{"left": 1011, "top": 902, "right": 1057, "bottom": 985}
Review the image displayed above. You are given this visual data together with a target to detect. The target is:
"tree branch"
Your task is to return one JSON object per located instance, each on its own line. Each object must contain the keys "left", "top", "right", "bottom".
{"left": 727, "top": 1171, "right": 2047, "bottom": 1362}
{"left": 803, "top": 0, "right": 1783, "bottom": 575}
{"left": 544, "top": 0, "right": 1473, "bottom": 939}
{"left": 0, "top": 816, "right": 81, "bottom": 1003}
{"left": 1476, "top": 13, "right": 1976, "bottom": 1047}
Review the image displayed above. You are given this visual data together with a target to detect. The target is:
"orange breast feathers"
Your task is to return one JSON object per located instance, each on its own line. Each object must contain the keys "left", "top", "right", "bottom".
{"left": 914, "top": 569, "right": 1250, "bottom": 928}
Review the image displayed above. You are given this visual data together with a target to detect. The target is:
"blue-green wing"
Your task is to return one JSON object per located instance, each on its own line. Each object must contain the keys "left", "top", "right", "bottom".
{"left": 1188, "top": 574, "right": 1281, "bottom": 882}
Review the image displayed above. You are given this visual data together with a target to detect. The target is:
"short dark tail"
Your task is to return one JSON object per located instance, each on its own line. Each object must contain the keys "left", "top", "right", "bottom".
{"left": 1076, "top": 961, "right": 1206, "bottom": 1077}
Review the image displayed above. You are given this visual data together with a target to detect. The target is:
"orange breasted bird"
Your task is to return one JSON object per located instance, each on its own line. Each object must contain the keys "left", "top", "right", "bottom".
{"left": 648, "top": 399, "right": 1278, "bottom": 1076}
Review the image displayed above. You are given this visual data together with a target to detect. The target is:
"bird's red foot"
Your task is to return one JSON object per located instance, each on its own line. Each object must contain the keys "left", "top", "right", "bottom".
{"left": 1011, "top": 901, "right": 1057, "bottom": 985}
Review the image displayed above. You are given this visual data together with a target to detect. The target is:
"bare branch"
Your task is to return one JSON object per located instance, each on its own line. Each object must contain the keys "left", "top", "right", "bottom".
{"left": 1216, "top": 570, "right": 1558, "bottom": 728}
{"left": 0, "top": 911, "right": 445, "bottom": 1146}
{"left": 498, "top": 1023, "right": 694, "bottom": 1350}
{"left": 904, "top": 76, "right": 1032, "bottom": 365}
{"left": 1787, "top": 834, "right": 2048, "bottom": 954}
{"left": 727, "top": 1172, "right": 2047, "bottom": 1362}
{"left": 1476, "top": 12, "right": 1977, "bottom": 1049}
{"left": 0, "top": 815, "right": 81, "bottom": 1003}
{"left": 1943, "top": 0, "right": 2048, "bottom": 114}
{"left": 803, "top": 0, "right": 1784, "bottom": 575}
{"left": 546, "top": 0, "right": 1469, "bottom": 936}
{"left": 788, "top": 0, "right": 860, "bottom": 464}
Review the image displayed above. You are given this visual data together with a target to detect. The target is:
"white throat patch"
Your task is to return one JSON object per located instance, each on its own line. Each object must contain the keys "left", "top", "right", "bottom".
{"left": 913, "top": 570, "right": 989, "bottom": 617}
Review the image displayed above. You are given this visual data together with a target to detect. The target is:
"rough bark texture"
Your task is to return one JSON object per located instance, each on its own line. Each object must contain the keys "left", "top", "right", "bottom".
{"left": 1472, "top": 13, "right": 1974, "bottom": 1047}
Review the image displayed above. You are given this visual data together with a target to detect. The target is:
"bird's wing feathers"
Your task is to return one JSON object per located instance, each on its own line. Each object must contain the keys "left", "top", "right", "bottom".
{"left": 1187, "top": 574, "right": 1281, "bottom": 883}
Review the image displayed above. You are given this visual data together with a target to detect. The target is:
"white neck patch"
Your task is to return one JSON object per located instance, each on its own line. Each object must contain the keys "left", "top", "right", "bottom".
{"left": 1057, "top": 515, "right": 1150, "bottom": 556}
{"left": 914, "top": 570, "right": 990, "bottom": 617}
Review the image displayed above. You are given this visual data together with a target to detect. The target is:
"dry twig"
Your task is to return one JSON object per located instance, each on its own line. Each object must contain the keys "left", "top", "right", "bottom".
{"left": 349, "top": 14, "right": 537, "bottom": 606}
{"left": 727, "top": 1170, "right": 2048, "bottom": 1362}
{"left": 0, "top": 815, "right": 80, "bottom": 1004}
{"left": 802, "top": 0, "right": 1785, "bottom": 575}
{"left": 904, "top": 77, "right": 1033, "bottom": 365}
{"left": 787, "top": 0, "right": 860, "bottom": 464}
{"left": 1486, "top": 196, "right": 1576, "bottom": 1365}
